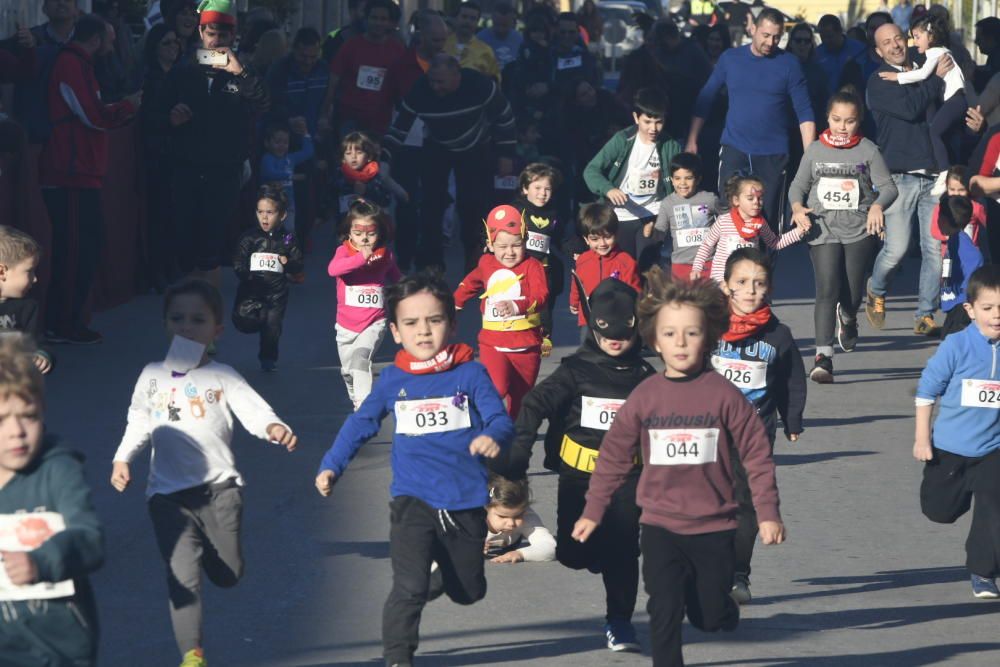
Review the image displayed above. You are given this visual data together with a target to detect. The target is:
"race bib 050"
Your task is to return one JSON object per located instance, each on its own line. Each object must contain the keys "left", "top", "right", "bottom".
{"left": 579, "top": 396, "right": 625, "bottom": 431}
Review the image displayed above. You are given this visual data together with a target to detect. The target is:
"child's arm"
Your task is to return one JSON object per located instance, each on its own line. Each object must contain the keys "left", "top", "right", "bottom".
{"left": 868, "top": 148, "right": 898, "bottom": 235}
{"left": 724, "top": 393, "right": 784, "bottom": 543}
{"left": 288, "top": 134, "right": 315, "bottom": 166}
{"left": 327, "top": 244, "right": 368, "bottom": 278}
{"left": 621, "top": 257, "right": 641, "bottom": 292}
{"left": 453, "top": 265, "right": 485, "bottom": 311}
{"left": 582, "top": 133, "right": 625, "bottom": 201}
{"left": 26, "top": 452, "right": 105, "bottom": 584}
{"left": 913, "top": 340, "right": 958, "bottom": 461}
{"left": 258, "top": 153, "right": 285, "bottom": 186}
{"left": 379, "top": 162, "right": 410, "bottom": 202}
{"left": 883, "top": 49, "right": 942, "bottom": 84}
{"left": 691, "top": 221, "right": 721, "bottom": 275}
{"left": 764, "top": 222, "right": 805, "bottom": 251}
{"left": 232, "top": 234, "right": 255, "bottom": 283}
{"left": 222, "top": 369, "right": 297, "bottom": 451}
{"left": 914, "top": 403, "right": 934, "bottom": 461}
{"left": 21, "top": 301, "right": 53, "bottom": 374}
{"left": 511, "top": 261, "right": 549, "bottom": 317}
{"left": 283, "top": 239, "right": 305, "bottom": 276}
{"left": 505, "top": 366, "right": 578, "bottom": 478}
{"left": 568, "top": 265, "right": 582, "bottom": 315}
{"left": 774, "top": 329, "right": 807, "bottom": 440}
{"left": 316, "top": 386, "right": 390, "bottom": 494}
{"left": 494, "top": 507, "right": 556, "bottom": 563}
{"left": 385, "top": 251, "right": 403, "bottom": 284}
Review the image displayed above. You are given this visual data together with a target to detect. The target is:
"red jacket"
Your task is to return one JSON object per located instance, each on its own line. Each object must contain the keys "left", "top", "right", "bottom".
{"left": 38, "top": 43, "right": 136, "bottom": 188}
{"left": 930, "top": 200, "right": 986, "bottom": 255}
{"left": 454, "top": 254, "right": 549, "bottom": 349}
{"left": 569, "top": 248, "right": 641, "bottom": 325}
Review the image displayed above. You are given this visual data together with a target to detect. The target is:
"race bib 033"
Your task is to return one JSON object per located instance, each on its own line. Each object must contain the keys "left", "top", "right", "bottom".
{"left": 395, "top": 397, "right": 472, "bottom": 434}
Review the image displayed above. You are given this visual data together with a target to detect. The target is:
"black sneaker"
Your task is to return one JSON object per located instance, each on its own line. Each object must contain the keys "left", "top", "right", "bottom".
{"left": 836, "top": 304, "right": 858, "bottom": 353}
{"left": 810, "top": 354, "right": 834, "bottom": 384}
{"left": 63, "top": 327, "right": 102, "bottom": 345}
{"left": 44, "top": 330, "right": 68, "bottom": 344}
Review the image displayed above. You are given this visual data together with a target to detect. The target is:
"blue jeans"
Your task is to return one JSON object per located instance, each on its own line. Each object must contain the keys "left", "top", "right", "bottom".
{"left": 869, "top": 173, "right": 941, "bottom": 318}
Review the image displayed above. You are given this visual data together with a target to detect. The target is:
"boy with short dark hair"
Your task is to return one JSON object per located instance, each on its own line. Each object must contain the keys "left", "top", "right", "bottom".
{"left": 936, "top": 194, "right": 984, "bottom": 340}
{"left": 654, "top": 153, "right": 719, "bottom": 280}
{"left": 583, "top": 87, "right": 681, "bottom": 271}
{"left": 0, "top": 333, "right": 103, "bottom": 666}
{"left": 0, "top": 226, "right": 52, "bottom": 373}
{"left": 915, "top": 264, "right": 1000, "bottom": 599}
{"left": 259, "top": 118, "right": 314, "bottom": 240}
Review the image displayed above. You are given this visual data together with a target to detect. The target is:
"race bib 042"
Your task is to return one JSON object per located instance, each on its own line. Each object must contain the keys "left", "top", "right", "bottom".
{"left": 711, "top": 355, "right": 767, "bottom": 390}
{"left": 356, "top": 65, "right": 386, "bottom": 91}
{"left": 395, "top": 397, "right": 472, "bottom": 434}
{"left": 344, "top": 285, "right": 383, "bottom": 308}
{"left": 648, "top": 428, "right": 719, "bottom": 465}
{"left": 961, "top": 379, "right": 1000, "bottom": 409}
{"left": 818, "top": 177, "right": 859, "bottom": 211}
{"left": 250, "top": 252, "right": 283, "bottom": 273}
{"left": 579, "top": 396, "right": 625, "bottom": 431}
{"left": 525, "top": 231, "right": 551, "bottom": 254}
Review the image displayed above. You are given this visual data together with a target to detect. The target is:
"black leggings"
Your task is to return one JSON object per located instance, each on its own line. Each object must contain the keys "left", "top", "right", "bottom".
{"left": 808, "top": 237, "right": 880, "bottom": 354}
{"left": 930, "top": 91, "right": 968, "bottom": 172}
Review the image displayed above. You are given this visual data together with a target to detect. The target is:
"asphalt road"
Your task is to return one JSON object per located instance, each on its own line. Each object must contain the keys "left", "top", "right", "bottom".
{"left": 43, "top": 223, "right": 1000, "bottom": 667}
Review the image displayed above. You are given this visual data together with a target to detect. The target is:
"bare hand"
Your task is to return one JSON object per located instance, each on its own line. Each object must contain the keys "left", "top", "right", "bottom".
{"left": 497, "top": 158, "right": 514, "bottom": 177}
{"left": 787, "top": 432, "right": 800, "bottom": 442}
{"left": 315, "top": 470, "right": 336, "bottom": 496}
{"left": 642, "top": 221, "right": 654, "bottom": 238}
{"left": 878, "top": 71, "right": 899, "bottom": 81}
{"left": 606, "top": 188, "right": 628, "bottom": 206}
{"left": 492, "top": 300, "right": 516, "bottom": 318}
{"left": 33, "top": 354, "right": 51, "bottom": 375}
{"left": 792, "top": 206, "right": 812, "bottom": 229}
{"left": 289, "top": 116, "right": 308, "bottom": 135}
{"left": 935, "top": 54, "right": 954, "bottom": 78}
{"left": 267, "top": 423, "right": 297, "bottom": 451}
{"left": 169, "top": 103, "right": 193, "bottom": 126}
{"left": 689, "top": 271, "right": 700, "bottom": 281}
{"left": 913, "top": 437, "right": 933, "bottom": 462}
{"left": 569, "top": 305, "right": 579, "bottom": 315}
{"left": 759, "top": 520, "right": 785, "bottom": 544}
{"left": 490, "top": 550, "right": 525, "bottom": 563}
{"left": 967, "top": 105, "right": 985, "bottom": 133}
{"left": 214, "top": 47, "right": 244, "bottom": 75}
{"left": 110, "top": 461, "right": 130, "bottom": 492}
{"left": 866, "top": 205, "right": 885, "bottom": 236}
{"left": 1, "top": 551, "right": 37, "bottom": 586}
{"left": 469, "top": 435, "right": 500, "bottom": 458}
{"left": 15, "top": 25, "right": 35, "bottom": 49}
{"left": 571, "top": 517, "right": 598, "bottom": 542}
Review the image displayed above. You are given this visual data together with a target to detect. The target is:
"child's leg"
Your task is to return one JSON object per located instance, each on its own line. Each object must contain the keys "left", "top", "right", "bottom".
{"left": 731, "top": 431, "right": 775, "bottom": 577}
{"left": 556, "top": 474, "right": 600, "bottom": 571}
{"left": 808, "top": 243, "right": 843, "bottom": 357}
{"left": 339, "top": 320, "right": 387, "bottom": 407}
{"left": 841, "top": 236, "right": 880, "bottom": 317}
{"left": 478, "top": 345, "right": 514, "bottom": 411}
{"left": 382, "top": 496, "right": 438, "bottom": 665}
{"left": 506, "top": 349, "right": 541, "bottom": 418}
{"left": 681, "top": 530, "right": 741, "bottom": 633}
{"left": 433, "top": 506, "right": 488, "bottom": 604}
{"left": 198, "top": 484, "right": 245, "bottom": 589}
{"left": 597, "top": 475, "right": 642, "bottom": 623}
{"left": 967, "top": 449, "right": 1000, "bottom": 577}
{"left": 640, "top": 524, "right": 694, "bottom": 667}
{"left": 930, "top": 92, "right": 969, "bottom": 171}
{"left": 920, "top": 447, "right": 973, "bottom": 525}
{"left": 335, "top": 324, "right": 360, "bottom": 405}
{"left": 259, "top": 298, "right": 287, "bottom": 363}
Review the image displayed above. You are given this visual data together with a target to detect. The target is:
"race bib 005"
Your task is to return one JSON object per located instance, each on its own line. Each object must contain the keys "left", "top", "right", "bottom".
{"left": 356, "top": 65, "right": 386, "bottom": 91}
{"left": 344, "top": 285, "right": 383, "bottom": 308}
{"left": 250, "top": 252, "right": 283, "bottom": 273}
{"left": 711, "top": 355, "right": 767, "bottom": 390}
{"left": 648, "top": 428, "right": 719, "bottom": 465}
{"left": 483, "top": 300, "right": 525, "bottom": 323}
{"left": 580, "top": 396, "right": 625, "bottom": 431}
{"left": 818, "top": 177, "right": 859, "bottom": 211}
{"left": 961, "top": 379, "right": 1000, "bottom": 409}
{"left": 395, "top": 397, "right": 472, "bottom": 434}
{"left": 526, "top": 231, "right": 551, "bottom": 254}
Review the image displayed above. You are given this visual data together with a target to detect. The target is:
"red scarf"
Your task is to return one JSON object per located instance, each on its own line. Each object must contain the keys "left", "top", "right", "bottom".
{"left": 340, "top": 160, "right": 380, "bottom": 183}
{"left": 722, "top": 305, "right": 772, "bottom": 342}
{"left": 395, "top": 343, "right": 475, "bottom": 375}
{"left": 343, "top": 240, "right": 387, "bottom": 264}
{"left": 818, "top": 129, "right": 862, "bottom": 149}
{"left": 731, "top": 207, "right": 766, "bottom": 240}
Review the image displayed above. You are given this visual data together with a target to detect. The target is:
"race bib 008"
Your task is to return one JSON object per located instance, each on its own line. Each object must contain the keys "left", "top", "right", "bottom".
{"left": 525, "top": 231, "right": 551, "bottom": 254}
{"left": 961, "top": 379, "right": 1000, "bottom": 409}
{"left": 250, "top": 252, "right": 283, "bottom": 273}
{"left": 648, "top": 428, "right": 719, "bottom": 465}
{"left": 579, "top": 396, "right": 626, "bottom": 431}
{"left": 676, "top": 226, "right": 709, "bottom": 248}
{"left": 395, "top": 397, "right": 472, "bottom": 434}
{"left": 356, "top": 65, "right": 386, "bottom": 91}
{"left": 344, "top": 285, "right": 383, "bottom": 308}
{"left": 711, "top": 355, "right": 767, "bottom": 390}
{"left": 818, "top": 177, "right": 859, "bottom": 211}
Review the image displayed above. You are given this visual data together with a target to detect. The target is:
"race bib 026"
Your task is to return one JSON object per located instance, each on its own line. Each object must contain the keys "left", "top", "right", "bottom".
{"left": 344, "top": 285, "right": 383, "bottom": 308}
{"left": 961, "top": 379, "right": 1000, "bottom": 409}
{"left": 395, "top": 397, "right": 472, "bottom": 434}
{"left": 525, "top": 231, "right": 551, "bottom": 254}
{"left": 711, "top": 355, "right": 767, "bottom": 390}
{"left": 648, "top": 428, "right": 719, "bottom": 465}
{"left": 818, "top": 177, "right": 859, "bottom": 211}
{"left": 356, "top": 65, "right": 386, "bottom": 91}
{"left": 579, "top": 396, "right": 626, "bottom": 431}
{"left": 250, "top": 252, "right": 283, "bottom": 273}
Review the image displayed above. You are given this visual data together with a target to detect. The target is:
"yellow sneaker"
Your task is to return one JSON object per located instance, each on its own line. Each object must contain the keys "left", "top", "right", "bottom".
{"left": 180, "top": 648, "right": 207, "bottom": 667}
{"left": 541, "top": 337, "right": 553, "bottom": 358}
{"left": 914, "top": 315, "right": 941, "bottom": 337}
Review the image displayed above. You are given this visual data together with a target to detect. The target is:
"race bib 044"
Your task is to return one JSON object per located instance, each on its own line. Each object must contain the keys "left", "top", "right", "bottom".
{"left": 250, "top": 252, "right": 283, "bottom": 273}
{"left": 961, "top": 379, "right": 1000, "bottom": 409}
{"left": 395, "top": 397, "right": 472, "bottom": 434}
{"left": 579, "top": 396, "right": 625, "bottom": 431}
{"left": 711, "top": 355, "right": 767, "bottom": 390}
{"left": 344, "top": 285, "right": 383, "bottom": 308}
{"left": 648, "top": 428, "right": 719, "bottom": 465}
{"left": 356, "top": 65, "right": 386, "bottom": 91}
{"left": 525, "top": 231, "right": 551, "bottom": 254}
{"left": 818, "top": 177, "right": 859, "bottom": 211}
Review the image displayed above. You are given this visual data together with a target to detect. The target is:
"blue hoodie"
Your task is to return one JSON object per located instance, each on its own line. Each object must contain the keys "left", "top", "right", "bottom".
{"left": 941, "top": 232, "right": 984, "bottom": 312}
{"left": 916, "top": 323, "right": 1000, "bottom": 457}
{"left": 319, "top": 359, "right": 514, "bottom": 510}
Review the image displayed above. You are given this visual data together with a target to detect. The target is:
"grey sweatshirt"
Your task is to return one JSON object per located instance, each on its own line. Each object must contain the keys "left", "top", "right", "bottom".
{"left": 653, "top": 190, "right": 719, "bottom": 264}
{"left": 787, "top": 138, "right": 898, "bottom": 246}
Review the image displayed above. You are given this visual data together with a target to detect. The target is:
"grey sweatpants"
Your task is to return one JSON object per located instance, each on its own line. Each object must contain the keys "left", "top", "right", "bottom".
{"left": 336, "top": 320, "right": 387, "bottom": 408}
{"left": 148, "top": 481, "right": 244, "bottom": 656}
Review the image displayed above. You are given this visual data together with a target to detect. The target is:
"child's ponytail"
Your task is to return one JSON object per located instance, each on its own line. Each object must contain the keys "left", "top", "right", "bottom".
{"left": 487, "top": 474, "right": 531, "bottom": 509}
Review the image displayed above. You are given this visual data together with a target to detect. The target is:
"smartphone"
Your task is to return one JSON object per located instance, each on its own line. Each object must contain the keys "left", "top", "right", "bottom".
{"left": 196, "top": 48, "right": 228, "bottom": 67}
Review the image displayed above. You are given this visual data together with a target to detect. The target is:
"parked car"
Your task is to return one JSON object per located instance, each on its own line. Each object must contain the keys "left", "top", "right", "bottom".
{"left": 596, "top": 1, "right": 647, "bottom": 59}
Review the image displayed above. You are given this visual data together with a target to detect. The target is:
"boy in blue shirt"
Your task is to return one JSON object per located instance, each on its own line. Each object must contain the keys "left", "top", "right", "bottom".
{"left": 259, "top": 118, "right": 314, "bottom": 240}
{"left": 315, "top": 271, "right": 514, "bottom": 667}
{"left": 915, "top": 264, "right": 1000, "bottom": 599}
{"left": 936, "top": 194, "right": 984, "bottom": 340}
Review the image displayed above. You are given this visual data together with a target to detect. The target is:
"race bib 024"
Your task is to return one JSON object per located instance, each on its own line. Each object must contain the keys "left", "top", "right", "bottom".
{"left": 648, "top": 428, "right": 719, "bottom": 465}
{"left": 250, "top": 252, "right": 283, "bottom": 273}
{"left": 395, "top": 397, "right": 472, "bottom": 434}
{"left": 961, "top": 379, "right": 1000, "bottom": 409}
{"left": 579, "top": 396, "right": 626, "bottom": 431}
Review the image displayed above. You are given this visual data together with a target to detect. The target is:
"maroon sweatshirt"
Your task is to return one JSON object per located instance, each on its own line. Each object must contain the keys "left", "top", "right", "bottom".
{"left": 582, "top": 370, "right": 780, "bottom": 534}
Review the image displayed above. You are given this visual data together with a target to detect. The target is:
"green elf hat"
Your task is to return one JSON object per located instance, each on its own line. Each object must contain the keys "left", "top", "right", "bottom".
{"left": 198, "top": 0, "right": 237, "bottom": 27}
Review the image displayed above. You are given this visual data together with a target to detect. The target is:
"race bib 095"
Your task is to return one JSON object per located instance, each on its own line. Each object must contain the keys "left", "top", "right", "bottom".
{"left": 356, "top": 65, "right": 386, "bottom": 91}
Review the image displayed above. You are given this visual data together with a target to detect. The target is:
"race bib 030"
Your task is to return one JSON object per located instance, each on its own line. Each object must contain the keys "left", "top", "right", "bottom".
{"left": 579, "top": 396, "right": 625, "bottom": 431}
{"left": 344, "top": 285, "right": 383, "bottom": 308}
{"left": 648, "top": 428, "right": 719, "bottom": 465}
{"left": 961, "top": 379, "right": 1000, "bottom": 409}
{"left": 395, "top": 397, "right": 472, "bottom": 434}
{"left": 250, "top": 252, "right": 283, "bottom": 273}
{"left": 711, "top": 355, "right": 767, "bottom": 390}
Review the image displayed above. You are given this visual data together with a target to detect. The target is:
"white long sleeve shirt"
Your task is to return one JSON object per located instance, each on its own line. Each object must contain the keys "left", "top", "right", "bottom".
{"left": 113, "top": 362, "right": 287, "bottom": 498}
{"left": 896, "top": 47, "right": 965, "bottom": 100}
{"left": 484, "top": 507, "right": 556, "bottom": 562}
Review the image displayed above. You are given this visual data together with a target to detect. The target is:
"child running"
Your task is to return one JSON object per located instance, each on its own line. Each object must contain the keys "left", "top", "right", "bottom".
{"left": 713, "top": 248, "right": 806, "bottom": 603}
{"left": 327, "top": 199, "right": 401, "bottom": 410}
{"left": 454, "top": 205, "right": 548, "bottom": 418}
{"left": 259, "top": 118, "right": 314, "bottom": 239}
{"left": 653, "top": 152, "right": 719, "bottom": 280}
{"left": 692, "top": 174, "right": 809, "bottom": 284}
{"left": 0, "top": 226, "right": 53, "bottom": 373}
{"left": 573, "top": 267, "right": 785, "bottom": 667}
{"left": 111, "top": 280, "right": 297, "bottom": 667}
{"left": 936, "top": 195, "right": 984, "bottom": 340}
{"left": 931, "top": 166, "right": 987, "bottom": 251}
{"left": 787, "top": 89, "right": 897, "bottom": 382}
{"left": 508, "top": 278, "right": 654, "bottom": 652}
{"left": 878, "top": 13, "right": 967, "bottom": 194}
{"left": 568, "top": 203, "right": 641, "bottom": 340}
{"left": 0, "top": 334, "right": 102, "bottom": 667}
{"left": 511, "top": 163, "right": 565, "bottom": 356}
{"left": 232, "top": 184, "right": 304, "bottom": 372}
{"left": 315, "top": 271, "right": 513, "bottom": 667}
{"left": 914, "top": 264, "right": 1000, "bottom": 600}
{"left": 336, "top": 131, "right": 408, "bottom": 217}
{"left": 483, "top": 474, "right": 556, "bottom": 563}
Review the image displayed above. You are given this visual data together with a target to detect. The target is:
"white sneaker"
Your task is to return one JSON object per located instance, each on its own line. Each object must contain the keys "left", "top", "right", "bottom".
{"left": 931, "top": 171, "right": 948, "bottom": 196}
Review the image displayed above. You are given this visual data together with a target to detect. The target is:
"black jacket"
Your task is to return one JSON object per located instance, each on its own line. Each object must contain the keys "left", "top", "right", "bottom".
{"left": 511, "top": 195, "right": 564, "bottom": 265}
{"left": 503, "top": 337, "right": 655, "bottom": 480}
{"left": 866, "top": 62, "right": 943, "bottom": 173}
{"left": 0, "top": 297, "right": 54, "bottom": 369}
{"left": 232, "top": 225, "right": 304, "bottom": 302}
{"left": 155, "top": 61, "right": 268, "bottom": 165}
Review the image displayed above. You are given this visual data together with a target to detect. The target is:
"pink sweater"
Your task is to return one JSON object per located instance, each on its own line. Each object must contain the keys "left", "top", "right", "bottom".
{"left": 692, "top": 212, "right": 803, "bottom": 283}
{"left": 327, "top": 244, "right": 402, "bottom": 333}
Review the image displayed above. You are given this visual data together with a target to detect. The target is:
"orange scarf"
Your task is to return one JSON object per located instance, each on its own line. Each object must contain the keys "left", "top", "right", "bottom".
{"left": 731, "top": 207, "right": 767, "bottom": 240}
{"left": 394, "top": 343, "right": 475, "bottom": 374}
{"left": 340, "top": 160, "right": 380, "bottom": 183}
{"left": 722, "top": 305, "right": 772, "bottom": 342}
{"left": 818, "top": 128, "right": 862, "bottom": 149}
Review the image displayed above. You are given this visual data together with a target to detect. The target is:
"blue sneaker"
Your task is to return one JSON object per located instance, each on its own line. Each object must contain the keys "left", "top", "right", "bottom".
{"left": 971, "top": 574, "right": 999, "bottom": 599}
{"left": 605, "top": 620, "right": 640, "bottom": 652}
